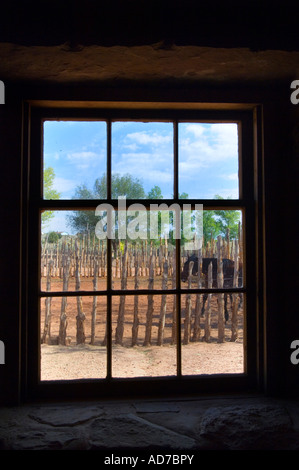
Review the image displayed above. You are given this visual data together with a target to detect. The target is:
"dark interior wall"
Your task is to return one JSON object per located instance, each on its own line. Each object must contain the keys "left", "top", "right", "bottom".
{"left": 1, "top": 0, "right": 298, "bottom": 51}
{"left": 0, "top": 92, "right": 23, "bottom": 404}
{"left": 262, "top": 97, "right": 298, "bottom": 396}
{"left": 282, "top": 103, "right": 299, "bottom": 396}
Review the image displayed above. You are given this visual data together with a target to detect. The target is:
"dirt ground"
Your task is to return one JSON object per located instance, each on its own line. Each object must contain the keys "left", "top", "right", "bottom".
{"left": 40, "top": 277, "right": 244, "bottom": 381}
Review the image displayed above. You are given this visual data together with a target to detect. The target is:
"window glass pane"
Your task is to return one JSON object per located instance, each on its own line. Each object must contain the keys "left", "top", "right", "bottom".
{"left": 181, "top": 293, "right": 244, "bottom": 375}
{"left": 179, "top": 123, "right": 239, "bottom": 199}
{"left": 181, "top": 210, "right": 243, "bottom": 289}
{"left": 111, "top": 239, "right": 176, "bottom": 291}
{"left": 95, "top": 206, "right": 178, "bottom": 290}
{"left": 43, "top": 121, "right": 107, "bottom": 199}
{"left": 112, "top": 122, "right": 173, "bottom": 199}
{"left": 112, "top": 295, "right": 177, "bottom": 377}
{"left": 41, "top": 210, "right": 107, "bottom": 291}
{"left": 40, "top": 296, "right": 107, "bottom": 380}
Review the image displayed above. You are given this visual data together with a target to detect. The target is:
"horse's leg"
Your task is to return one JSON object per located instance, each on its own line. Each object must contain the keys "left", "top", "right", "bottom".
{"left": 224, "top": 294, "right": 229, "bottom": 323}
{"left": 201, "top": 294, "right": 207, "bottom": 317}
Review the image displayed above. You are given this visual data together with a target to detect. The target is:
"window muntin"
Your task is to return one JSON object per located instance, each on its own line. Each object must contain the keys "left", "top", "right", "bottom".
{"left": 33, "top": 110, "right": 252, "bottom": 387}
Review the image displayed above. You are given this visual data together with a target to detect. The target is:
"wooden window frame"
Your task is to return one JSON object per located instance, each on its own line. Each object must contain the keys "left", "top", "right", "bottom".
{"left": 23, "top": 102, "right": 261, "bottom": 401}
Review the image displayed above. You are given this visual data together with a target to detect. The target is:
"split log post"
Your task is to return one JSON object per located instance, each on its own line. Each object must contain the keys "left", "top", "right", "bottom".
{"left": 217, "top": 235, "right": 225, "bottom": 343}
{"left": 143, "top": 243, "right": 155, "bottom": 346}
{"left": 41, "top": 259, "right": 54, "bottom": 344}
{"left": 171, "top": 249, "right": 177, "bottom": 344}
{"left": 203, "top": 261, "right": 213, "bottom": 342}
{"left": 132, "top": 249, "right": 140, "bottom": 346}
{"left": 183, "top": 261, "right": 194, "bottom": 345}
{"left": 115, "top": 240, "right": 128, "bottom": 345}
{"left": 238, "top": 221, "right": 243, "bottom": 264}
{"left": 90, "top": 245, "right": 98, "bottom": 345}
{"left": 226, "top": 227, "right": 230, "bottom": 259}
{"left": 231, "top": 238, "right": 240, "bottom": 341}
{"left": 157, "top": 240, "right": 169, "bottom": 345}
{"left": 55, "top": 240, "right": 59, "bottom": 277}
{"left": 75, "top": 238, "right": 86, "bottom": 344}
{"left": 58, "top": 241, "right": 70, "bottom": 345}
{"left": 192, "top": 245, "right": 202, "bottom": 341}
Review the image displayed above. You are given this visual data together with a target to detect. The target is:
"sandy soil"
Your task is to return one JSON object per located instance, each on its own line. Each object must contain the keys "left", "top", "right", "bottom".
{"left": 41, "top": 341, "right": 244, "bottom": 380}
{"left": 40, "top": 277, "right": 244, "bottom": 381}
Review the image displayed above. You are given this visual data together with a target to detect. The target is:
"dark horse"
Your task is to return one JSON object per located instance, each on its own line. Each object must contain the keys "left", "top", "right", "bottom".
{"left": 181, "top": 254, "right": 243, "bottom": 322}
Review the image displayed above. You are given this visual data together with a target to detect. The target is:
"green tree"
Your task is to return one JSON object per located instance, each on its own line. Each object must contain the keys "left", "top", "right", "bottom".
{"left": 203, "top": 196, "right": 241, "bottom": 244}
{"left": 67, "top": 174, "right": 162, "bottom": 234}
{"left": 94, "top": 173, "right": 146, "bottom": 199}
{"left": 148, "top": 185, "right": 163, "bottom": 199}
{"left": 203, "top": 211, "right": 219, "bottom": 242}
{"left": 42, "top": 167, "right": 61, "bottom": 228}
{"left": 47, "top": 231, "right": 62, "bottom": 243}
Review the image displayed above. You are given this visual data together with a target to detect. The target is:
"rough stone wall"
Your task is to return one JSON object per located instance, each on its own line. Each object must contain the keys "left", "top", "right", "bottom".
{"left": 1, "top": 397, "right": 299, "bottom": 451}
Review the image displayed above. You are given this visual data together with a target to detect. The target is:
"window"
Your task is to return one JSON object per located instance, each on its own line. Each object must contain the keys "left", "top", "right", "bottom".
{"left": 26, "top": 104, "right": 258, "bottom": 399}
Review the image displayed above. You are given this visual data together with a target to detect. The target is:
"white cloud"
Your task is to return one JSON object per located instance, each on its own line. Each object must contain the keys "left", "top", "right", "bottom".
{"left": 123, "top": 143, "right": 138, "bottom": 151}
{"left": 183, "top": 124, "right": 205, "bottom": 138}
{"left": 113, "top": 151, "right": 173, "bottom": 183}
{"left": 126, "top": 132, "right": 172, "bottom": 146}
{"left": 179, "top": 123, "right": 238, "bottom": 175}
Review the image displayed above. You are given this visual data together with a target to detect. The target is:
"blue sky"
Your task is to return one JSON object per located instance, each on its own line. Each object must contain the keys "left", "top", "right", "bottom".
{"left": 43, "top": 120, "right": 239, "bottom": 233}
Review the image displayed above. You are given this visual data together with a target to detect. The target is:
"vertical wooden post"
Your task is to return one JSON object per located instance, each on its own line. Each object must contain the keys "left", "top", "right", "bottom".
{"left": 90, "top": 245, "right": 98, "bottom": 345}
{"left": 157, "top": 243, "right": 168, "bottom": 345}
{"left": 41, "top": 259, "right": 53, "bottom": 344}
{"left": 231, "top": 238, "right": 240, "bottom": 341}
{"left": 132, "top": 249, "right": 140, "bottom": 346}
{"left": 183, "top": 261, "right": 194, "bottom": 345}
{"left": 55, "top": 240, "right": 59, "bottom": 277}
{"left": 226, "top": 227, "right": 230, "bottom": 259}
{"left": 171, "top": 249, "right": 177, "bottom": 345}
{"left": 115, "top": 240, "right": 128, "bottom": 345}
{"left": 75, "top": 238, "right": 86, "bottom": 344}
{"left": 217, "top": 236, "right": 225, "bottom": 343}
{"left": 144, "top": 243, "right": 155, "bottom": 346}
{"left": 59, "top": 241, "right": 70, "bottom": 345}
{"left": 193, "top": 245, "right": 202, "bottom": 341}
{"left": 204, "top": 261, "right": 213, "bottom": 342}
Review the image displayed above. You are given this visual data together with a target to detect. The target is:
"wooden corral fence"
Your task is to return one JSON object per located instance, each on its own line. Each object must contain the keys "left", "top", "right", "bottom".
{"left": 41, "top": 226, "right": 243, "bottom": 347}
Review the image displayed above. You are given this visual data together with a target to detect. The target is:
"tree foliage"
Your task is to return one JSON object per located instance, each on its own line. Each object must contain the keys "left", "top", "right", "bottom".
{"left": 67, "top": 175, "right": 241, "bottom": 245}
{"left": 42, "top": 167, "right": 61, "bottom": 228}
{"left": 67, "top": 173, "right": 161, "bottom": 234}
{"left": 47, "top": 231, "right": 62, "bottom": 243}
{"left": 203, "top": 196, "right": 241, "bottom": 243}
{"left": 147, "top": 185, "right": 163, "bottom": 199}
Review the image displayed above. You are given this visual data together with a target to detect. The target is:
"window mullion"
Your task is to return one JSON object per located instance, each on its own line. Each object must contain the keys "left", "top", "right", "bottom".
{"left": 174, "top": 120, "right": 181, "bottom": 376}
{"left": 107, "top": 120, "right": 112, "bottom": 200}
{"left": 173, "top": 120, "right": 179, "bottom": 200}
{"left": 106, "top": 119, "right": 112, "bottom": 378}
